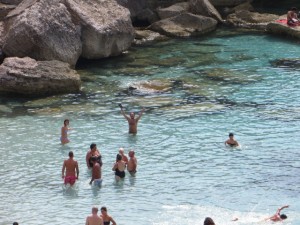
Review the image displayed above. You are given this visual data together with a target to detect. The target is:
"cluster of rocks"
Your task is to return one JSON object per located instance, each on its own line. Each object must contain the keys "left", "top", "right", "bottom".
{"left": 0, "top": 0, "right": 298, "bottom": 96}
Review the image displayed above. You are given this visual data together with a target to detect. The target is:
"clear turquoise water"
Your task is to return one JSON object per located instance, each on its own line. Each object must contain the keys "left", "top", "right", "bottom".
{"left": 0, "top": 29, "right": 300, "bottom": 225}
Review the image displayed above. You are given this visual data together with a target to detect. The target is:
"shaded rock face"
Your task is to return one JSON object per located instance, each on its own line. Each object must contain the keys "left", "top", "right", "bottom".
{"left": 149, "top": 12, "right": 217, "bottom": 37}
{"left": 210, "top": 0, "right": 251, "bottom": 7}
{"left": 188, "top": 0, "right": 223, "bottom": 22}
{"left": 157, "top": 2, "right": 189, "bottom": 20}
{"left": 65, "top": 0, "right": 135, "bottom": 59}
{"left": 0, "top": 0, "right": 22, "bottom": 5}
{"left": 267, "top": 22, "right": 300, "bottom": 39}
{"left": 2, "top": 0, "right": 82, "bottom": 67}
{"left": 116, "top": 0, "right": 147, "bottom": 19}
{"left": 0, "top": 3, "right": 16, "bottom": 20}
{"left": 0, "top": 57, "right": 81, "bottom": 96}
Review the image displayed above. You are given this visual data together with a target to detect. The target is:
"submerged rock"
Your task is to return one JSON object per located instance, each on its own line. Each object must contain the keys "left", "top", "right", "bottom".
{"left": 270, "top": 58, "right": 300, "bottom": 68}
{"left": 0, "top": 57, "right": 81, "bottom": 96}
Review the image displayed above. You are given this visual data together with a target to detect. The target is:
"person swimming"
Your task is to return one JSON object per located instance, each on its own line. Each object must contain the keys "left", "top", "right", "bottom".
{"left": 225, "top": 133, "right": 239, "bottom": 147}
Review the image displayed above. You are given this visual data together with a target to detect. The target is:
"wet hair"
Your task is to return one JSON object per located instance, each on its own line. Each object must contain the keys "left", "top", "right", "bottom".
{"left": 116, "top": 154, "right": 122, "bottom": 161}
{"left": 13, "top": 223, "right": 19, "bottom": 225}
{"left": 64, "top": 119, "right": 69, "bottom": 125}
{"left": 204, "top": 217, "right": 215, "bottom": 225}
{"left": 229, "top": 132, "right": 234, "bottom": 137}
{"left": 291, "top": 7, "right": 297, "bottom": 11}
{"left": 101, "top": 206, "right": 107, "bottom": 212}
{"left": 68, "top": 151, "right": 74, "bottom": 157}
{"left": 280, "top": 214, "right": 287, "bottom": 219}
{"left": 90, "top": 143, "right": 96, "bottom": 150}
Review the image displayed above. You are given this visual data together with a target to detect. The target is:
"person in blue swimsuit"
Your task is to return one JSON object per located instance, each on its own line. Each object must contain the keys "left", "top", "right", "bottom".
{"left": 100, "top": 206, "right": 116, "bottom": 225}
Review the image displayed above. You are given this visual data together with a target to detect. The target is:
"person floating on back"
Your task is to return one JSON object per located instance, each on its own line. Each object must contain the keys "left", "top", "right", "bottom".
{"left": 225, "top": 133, "right": 239, "bottom": 147}
{"left": 119, "top": 104, "right": 145, "bottom": 134}
{"left": 264, "top": 205, "right": 289, "bottom": 222}
{"left": 62, "top": 151, "right": 79, "bottom": 186}
{"left": 287, "top": 7, "right": 300, "bottom": 26}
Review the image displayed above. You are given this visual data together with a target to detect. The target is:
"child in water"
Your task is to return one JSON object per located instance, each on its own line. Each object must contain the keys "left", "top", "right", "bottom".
{"left": 61, "top": 119, "right": 71, "bottom": 144}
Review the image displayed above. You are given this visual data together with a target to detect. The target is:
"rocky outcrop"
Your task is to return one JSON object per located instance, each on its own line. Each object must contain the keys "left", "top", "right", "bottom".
{"left": 157, "top": 2, "right": 189, "bottom": 20}
{"left": 2, "top": 0, "right": 82, "bottom": 67}
{"left": 148, "top": 12, "right": 217, "bottom": 37}
{"left": 65, "top": 0, "right": 135, "bottom": 59}
{"left": 226, "top": 10, "right": 279, "bottom": 29}
{"left": 189, "top": 0, "right": 223, "bottom": 22}
{"left": 0, "top": 57, "right": 81, "bottom": 96}
{"left": 267, "top": 22, "right": 300, "bottom": 39}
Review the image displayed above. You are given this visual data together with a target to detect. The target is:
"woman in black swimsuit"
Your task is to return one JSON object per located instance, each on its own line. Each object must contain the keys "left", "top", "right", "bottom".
{"left": 112, "top": 154, "right": 126, "bottom": 181}
{"left": 225, "top": 133, "right": 239, "bottom": 147}
{"left": 100, "top": 206, "right": 117, "bottom": 225}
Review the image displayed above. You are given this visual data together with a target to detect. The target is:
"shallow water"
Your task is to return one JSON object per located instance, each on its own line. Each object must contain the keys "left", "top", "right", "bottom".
{"left": 0, "top": 29, "right": 300, "bottom": 225}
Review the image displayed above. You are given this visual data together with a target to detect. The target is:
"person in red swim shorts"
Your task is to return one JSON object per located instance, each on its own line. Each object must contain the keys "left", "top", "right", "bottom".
{"left": 62, "top": 151, "right": 79, "bottom": 186}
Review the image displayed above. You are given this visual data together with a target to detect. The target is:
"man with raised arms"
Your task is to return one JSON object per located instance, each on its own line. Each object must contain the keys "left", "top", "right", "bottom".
{"left": 85, "top": 206, "right": 103, "bottom": 225}
{"left": 62, "top": 151, "right": 79, "bottom": 186}
{"left": 119, "top": 104, "right": 145, "bottom": 134}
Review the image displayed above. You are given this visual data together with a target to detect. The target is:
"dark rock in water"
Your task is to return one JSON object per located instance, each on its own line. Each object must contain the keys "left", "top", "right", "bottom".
{"left": 270, "top": 58, "right": 300, "bottom": 68}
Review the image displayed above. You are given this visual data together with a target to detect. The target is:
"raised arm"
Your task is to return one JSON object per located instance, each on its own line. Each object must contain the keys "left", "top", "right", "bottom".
{"left": 278, "top": 205, "right": 289, "bottom": 213}
{"left": 120, "top": 107, "right": 130, "bottom": 120}
{"left": 136, "top": 108, "right": 145, "bottom": 121}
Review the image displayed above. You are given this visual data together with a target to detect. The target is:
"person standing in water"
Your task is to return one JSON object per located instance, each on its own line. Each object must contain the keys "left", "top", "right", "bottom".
{"left": 61, "top": 119, "right": 71, "bottom": 144}
{"left": 119, "top": 104, "right": 145, "bottom": 134}
{"left": 62, "top": 151, "right": 79, "bottom": 186}
{"left": 100, "top": 206, "right": 117, "bottom": 225}
{"left": 85, "top": 206, "right": 103, "bottom": 225}
{"left": 225, "top": 133, "right": 239, "bottom": 147}
{"left": 112, "top": 154, "right": 126, "bottom": 181}
{"left": 89, "top": 156, "right": 102, "bottom": 187}
{"left": 118, "top": 148, "right": 128, "bottom": 165}
{"left": 127, "top": 150, "right": 137, "bottom": 176}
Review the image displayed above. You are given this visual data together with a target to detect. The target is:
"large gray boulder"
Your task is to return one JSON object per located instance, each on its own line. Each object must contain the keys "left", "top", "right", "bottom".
{"left": 2, "top": 0, "right": 82, "bottom": 67}
{"left": 267, "top": 22, "right": 300, "bottom": 39}
{"left": 0, "top": 57, "right": 81, "bottom": 96}
{"left": 188, "top": 0, "right": 223, "bottom": 22}
{"left": 157, "top": 2, "right": 189, "bottom": 20}
{"left": 148, "top": 12, "right": 217, "bottom": 37}
{"left": 65, "top": 0, "right": 135, "bottom": 59}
